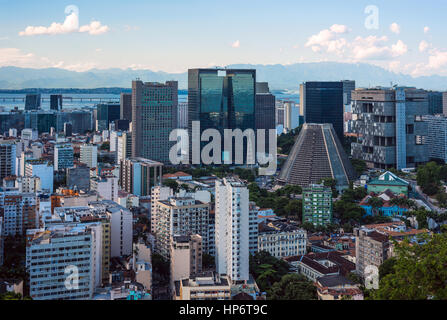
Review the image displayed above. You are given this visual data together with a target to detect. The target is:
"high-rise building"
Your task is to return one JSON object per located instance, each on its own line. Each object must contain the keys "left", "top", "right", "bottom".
{"left": 91, "top": 176, "right": 118, "bottom": 202}
{"left": 50, "top": 94, "right": 63, "bottom": 111}
{"left": 119, "top": 157, "right": 163, "bottom": 197}
{"left": 96, "top": 103, "right": 120, "bottom": 131}
{"left": 120, "top": 93, "right": 132, "bottom": 121}
{"left": 25, "top": 94, "right": 41, "bottom": 111}
{"left": 25, "top": 111, "right": 57, "bottom": 134}
{"left": 80, "top": 144, "right": 98, "bottom": 168}
{"left": 178, "top": 102, "right": 188, "bottom": 129}
{"left": 283, "top": 101, "right": 300, "bottom": 131}
{"left": 423, "top": 114, "right": 447, "bottom": 163}
{"left": 26, "top": 224, "right": 100, "bottom": 300}
{"left": 117, "top": 132, "right": 132, "bottom": 165}
{"left": 300, "top": 81, "right": 345, "bottom": 140}
{"left": 131, "top": 80, "right": 178, "bottom": 163}
{"left": 0, "top": 191, "right": 39, "bottom": 236}
{"left": 154, "top": 197, "right": 210, "bottom": 259}
{"left": 342, "top": 80, "right": 356, "bottom": 106}
{"left": 150, "top": 186, "right": 173, "bottom": 233}
{"left": 443, "top": 92, "right": 447, "bottom": 116}
{"left": 54, "top": 144, "right": 74, "bottom": 171}
{"left": 188, "top": 68, "right": 256, "bottom": 164}
{"left": 64, "top": 122, "right": 73, "bottom": 137}
{"left": 351, "top": 87, "right": 429, "bottom": 170}
{"left": 170, "top": 234, "right": 202, "bottom": 288}
{"left": 215, "top": 178, "right": 250, "bottom": 283}
{"left": 278, "top": 123, "right": 356, "bottom": 190}
{"left": 255, "top": 82, "right": 276, "bottom": 154}
{"left": 302, "top": 184, "right": 333, "bottom": 227}
{"left": 0, "top": 216, "right": 3, "bottom": 266}
{"left": 427, "top": 91, "right": 443, "bottom": 115}
{"left": 25, "top": 160, "right": 53, "bottom": 192}
{"left": 0, "top": 141, "right": 16, "bottom": 181}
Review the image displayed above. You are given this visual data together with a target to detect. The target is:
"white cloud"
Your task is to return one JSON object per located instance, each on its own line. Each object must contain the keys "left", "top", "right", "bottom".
{"left": 19, "top": 11, "right": 109, "bottom": 36}
{"left": 427, "top": 50, "right": 447, "bottom": 69}
{"left": 419, "top": 40, "right": 429, "bottom": 52}
{"left": 424, "top": 26, "right": 430, "bottom": 34}
{"left": 79, "top": 21, "right": 109, "bottom": 35}
{"left": 305, "top": 24, "right": 349, "bottom": 55}
{"left": 231, "top": 40, "right": 240, "bottom": 48}
{"left": 390, "top": 23, "right": 400, "bottom": 34}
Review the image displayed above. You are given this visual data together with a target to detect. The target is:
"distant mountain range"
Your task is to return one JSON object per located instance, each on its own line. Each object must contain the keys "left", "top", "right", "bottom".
{"left": 0, "top": 62, "right": 446, "bottom": 91}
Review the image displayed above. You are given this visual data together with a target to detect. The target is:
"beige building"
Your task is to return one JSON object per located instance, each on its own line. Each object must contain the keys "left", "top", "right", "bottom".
{"left": 170, "top": 234, "right": 202, "bottom": 290}
{"left": 173, "top": 272, "right": 231, "bottom": 300}
{"left": 133, "top": 242, "right": 152, "bottom": 294}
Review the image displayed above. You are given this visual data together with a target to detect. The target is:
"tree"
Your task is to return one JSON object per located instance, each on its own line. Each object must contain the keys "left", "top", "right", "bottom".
{"left": 99, "top": 141, "right": 110, "bottom": 151}
{"left": 436, "top": 192, "right": 447, "bottom": 208}
{"left": 320, "top": 178, "right": 338, "bottom": 198}
{"left": 268, "top": 274, "right": 317, "bottom": 300}
{"left": 351, "top": 159, "right": 367, "bottom": 176}
{"left": 372, "top": 233, "right": 447, "bottom": 300}
{"left": 250, "top": 251, "right": 290, "bottom": 292}
{"left": 285, "top": 199, "right": 302, "bottom": 218}
{"left": 163, "top": 179, "right": 179, "bottom": 193}
{"left": 367, "top": 197, "right": 384, "bottom": 216}
{"left": 378, "top": 257, "right": 397, "bottom": 279}
{"left": 417, "top": 162, "right": 442, "bottom": 196}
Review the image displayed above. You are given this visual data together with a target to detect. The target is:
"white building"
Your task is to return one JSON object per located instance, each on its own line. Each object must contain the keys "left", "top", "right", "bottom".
{"left": 150, "top": 186, "right": 173, "bottom": 233}
{"left": 16, "top": 176, "right": 42, "bottom": 193}
{"left": 283, "top": 101, "right": 300, "bottom": 131}
{"left": 21, "top": 128, "right": 38, "bottom": 142}
{"left": 215, "top": 178, "right": 250, "bottom": 283}
{"left": 25, "top": 160, "right": 53, "bottom": 193}
{"left": 80, "top": 144, "right": 98, "bottom": 168}
{"left": 117, "top": 132, "right": 132, "bottom": 165}
{"left": 26, "top": 223, "right": 102, "bottom": 300}
{"left": 258, "top": 222, "right": 307, "bottom": 258}
{"left": 91, "top": 176, "right": 118, "bottom": 203}
{"left": 0, "top": 191, "right": 39, "bottom": 236}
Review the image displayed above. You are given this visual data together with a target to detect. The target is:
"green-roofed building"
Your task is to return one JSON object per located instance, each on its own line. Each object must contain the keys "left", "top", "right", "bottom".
{"left": 367, "top": 171, "right": 409, "bottom": 196}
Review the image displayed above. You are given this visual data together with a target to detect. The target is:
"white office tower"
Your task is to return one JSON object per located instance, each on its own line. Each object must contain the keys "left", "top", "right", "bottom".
{"left": 109, "top": 131, "right": 122, "bottom": 153}
{"left": 8, "top": 128, "right": 17, "bottom": 138}
{"left": 215, "top": 178, "right": 250, "bottom": 283}
{"left": 26, "top": 223, "right": 102, "bottom": 300}
{"left": 54, "top": 144, "right": 74, "bottom": 171}
{"left": 80, "top": 144, "right": 98, "bottom": 168}
{"left": 283, "top": 101, "right": 300, "bottom": 131}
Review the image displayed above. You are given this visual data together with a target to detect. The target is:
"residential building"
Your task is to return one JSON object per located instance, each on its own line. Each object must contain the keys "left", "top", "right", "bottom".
{"left": 248, "top": 202, "right": 259, "bottom": 255}
{"left": 351, "top": 87, "right": 429, "bottom": 170}
{"left": 173, "top": 272, "right": 231, "bottom": 300}
{"left": 154, "top": 197, "right": 210, "bottom": 259}
{"left": 26, "top": 224, "right": 100, "bottom": 300}
{"left": 119, "top": 157, "right": 163, "bottom": 197}
{"left": 117, "top": 131, "right": 132, "bottom": 165}
{"left": 300, "top": 81, "right": 346, "bottom": 140}
{"left": 0, "top": 141, "right": 16, "bottom": 181}
{"left": 54, "top": 144, "right": 74, "bottom": 171}
{"left": 316, "top": 275, "right": 363, "bottom": 300}
{"left": 170, "top": 234, "right": 202, "bottom": 289}
{"left": 0, "top": 191, "right": 39, "bottom": 236}
{"left": 215, "top": 178, "right": 250, "bottom": 283}
{"left": 131, "top": 80, "right": 178, "bottom": 163}
{"left": 25, "top": 160, "right": 53, "bottom": 193}
{"left": 80, "top": 144, "right": 98, "bottom": 168}
{"left": 16, "top": 176, "right": 42, "bottom": 193}
{"left": 150, "top": 186, "right": 173, "bottom": 233}
{"left": 133, "top": 241, "right": 152, "bottom": 295}
{"left": 278, "top": 123, "right": 356, "bottom": 191}
{"left": 258, "top": 221, "right": 307, "bottom": 258}
{"left": 91, "top": 176, "right": 118, "bottom": 202}
{"left": 0, "top": 216, "right": 3, "bottom": 266}
{"left": 302, "top": 184, "right": 333, "bottom": 227}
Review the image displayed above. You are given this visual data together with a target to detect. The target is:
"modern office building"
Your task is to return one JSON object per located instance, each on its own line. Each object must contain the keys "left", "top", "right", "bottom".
{"left": 25, "top": 94, "right": 41, "bottom": 111}
{"left": 0, "top": 141, "right": 16, "bottom": 181}
{"left": 215, "top": 178, "right": 250, "bottom": 283}
{"left": 443, "top": 92, "right": 447, "bottom": 116}
{"left": 131, "top": 80, "right": 178, "bottom": 163}
{"left": 188, "top": 68, "right": 256, "bottom": 164}
{"left": 25, "top": 160, "right": 53, "bottom": 192}
{"left": 0, "top": 191, "right": 39, "bottom": 236}
{"left": 255, "top": 82, "right": 276, "bottom": 154}
{"left": 25, "top": 111, "right": 57, "bottom": 134}
{"left": 178, "top": 102, "right": 188, "bottom": 129}
{"left": 342, "top": 80, "right": 356, "bottom": 106}
{"left": 114, "top": 119, "right": 130, "bottom": 131}
{"left": 153, "top": 197, "right": 210, "bottom": 259}
{"left": 119, "top": 157, "right": 163, "bottom": 197}
{"left": 302, "top": 184, "right": 333, "bottom": 227}
{"left": 120, "top": 93, "right": 132, "bottom": 121}
{"left": 54, "top": 144, "right": 74, "bottom": 171}
{"left": 96, "top": 103, "right": 120, "bottom": 131}
{"left": 351, "top": 87, "right": 429, "bottom": 170}
{"left": 283, "top": 101, "right": 300, "bottom": 131}
{"left": 278, "top": 123, "right": 356, "bottom": 190}
{"left": 248, "top": 202, "right": 259, "bottom": 255}
{"left": 258, "top": 221, "right": 307, "bottom": 258}
{"left": 423, "top": 114, "right": 447, "bottom": 163}
{"left": 300, "top": 81, "right": 347, "bottom": 139}
{"left": 50, "top": 94, "right": 63, "bottom": 111}
{"left": 427, "top": 91, "right": 443, "bottom": 115}
{"left": 26, "top": 224, "right": 99, "bottom": 300}
{"left": 80, "top": 144, "right": 98, "bottom": 168}
{"left": 57, "top": 109, "right": 93, "bottom": 134}
{"left": 0, "top": 216, "right": 3, "bottom": 266}
{"left": 64, "top": 122, "right": 73, "bottom": 137}
{"left": 276, "top": 100, "right": 285, "bottom": 127}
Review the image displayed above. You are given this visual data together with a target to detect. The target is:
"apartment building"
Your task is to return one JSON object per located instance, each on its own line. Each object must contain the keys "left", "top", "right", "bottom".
{"left": 173, "top": 272, "right": 231, "bottom": 300}
{"left": 0, "top": 191, "right": 39, "bottom": 236}
{"left": 302, "top": 184, "right": 333, "bottom": 227}
{"left": 80, "top": 144, "right": 98, "bottom": 169}
{"left": 170, "top": 234, "right": 202, "bottom": 289}
{"left": 258, "top": 221, "right": 307, "bottom": 258}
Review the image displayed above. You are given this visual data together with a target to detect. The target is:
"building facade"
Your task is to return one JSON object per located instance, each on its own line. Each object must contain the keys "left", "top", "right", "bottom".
{"left": 302, "top": 184, "right": 333, "bottom": 227}
{"left": 119, "top": 157, "right": 163, "bottom": 197}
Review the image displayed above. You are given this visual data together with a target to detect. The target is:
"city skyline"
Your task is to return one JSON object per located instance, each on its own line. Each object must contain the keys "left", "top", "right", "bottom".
{"left": 0, "top": 0, "right": 446, "bottom": 77}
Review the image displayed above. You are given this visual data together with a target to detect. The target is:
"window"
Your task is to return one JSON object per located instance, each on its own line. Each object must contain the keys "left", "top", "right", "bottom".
{"left": 415, "top": 135, "right": 425, "bottom": 145}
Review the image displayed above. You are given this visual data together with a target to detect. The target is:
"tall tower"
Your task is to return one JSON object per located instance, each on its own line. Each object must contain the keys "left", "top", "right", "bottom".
{"left": 131, "top": 80, "right": 178, "bottom": 163}
{"left": 215, "top": 178, "right": 249, "bottom": 283}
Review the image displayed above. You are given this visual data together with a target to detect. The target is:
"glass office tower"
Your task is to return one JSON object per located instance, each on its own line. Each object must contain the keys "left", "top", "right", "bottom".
{"left": 188, "top": 68, "right": 256, "bottom": 164}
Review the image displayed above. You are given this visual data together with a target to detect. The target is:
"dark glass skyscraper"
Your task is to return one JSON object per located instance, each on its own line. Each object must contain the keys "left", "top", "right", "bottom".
{"left": 188, "top": 68, "right": 256, "bottom": 163}
{"left": 25, "top": 94, "right": 41, "bottom": 111}
{"left": 96, "top": 103, "right": 120, "bottom": 130}
{"left": 50, "top": 94, "right": 63, "bottom": 111}
{"left": 300, "top": 81, "right": 345, "bottom": 140}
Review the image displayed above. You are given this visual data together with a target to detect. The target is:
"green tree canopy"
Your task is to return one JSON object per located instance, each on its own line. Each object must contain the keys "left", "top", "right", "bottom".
{"left": 268, "top": 274, "right": 317, "bottom": 300}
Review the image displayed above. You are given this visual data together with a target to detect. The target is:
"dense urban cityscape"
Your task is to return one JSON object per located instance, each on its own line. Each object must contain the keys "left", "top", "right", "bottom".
{"left": 0, "top": 1, "right": 446, "bottom": 309}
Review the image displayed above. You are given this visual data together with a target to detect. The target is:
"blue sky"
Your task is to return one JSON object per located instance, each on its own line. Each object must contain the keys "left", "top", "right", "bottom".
{"left": 0, "top": 0, "right": 446, "bottom": 76}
